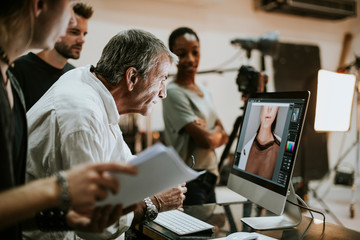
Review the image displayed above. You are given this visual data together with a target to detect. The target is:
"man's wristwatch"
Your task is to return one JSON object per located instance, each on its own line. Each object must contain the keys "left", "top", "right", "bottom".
{"left": 144, "top": 197, "right": 158, "bottom": 221}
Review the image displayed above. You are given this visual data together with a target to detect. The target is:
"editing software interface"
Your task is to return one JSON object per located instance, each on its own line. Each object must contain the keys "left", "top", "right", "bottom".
{"left": 233, "top": 97, "right": 306, "bottom": 193}
{"left": 277, "top": 101, "right": 304, "bottom": 187}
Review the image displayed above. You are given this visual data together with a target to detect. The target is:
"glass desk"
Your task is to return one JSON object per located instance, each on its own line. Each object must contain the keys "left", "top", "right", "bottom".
{"left": 128, "top": 202, "right": 360, "bottom": 240}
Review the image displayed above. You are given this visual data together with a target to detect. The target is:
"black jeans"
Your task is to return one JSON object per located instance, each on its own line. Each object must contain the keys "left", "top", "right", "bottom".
{"left": 184, "top": 171, "right": 217, "bottom": 205}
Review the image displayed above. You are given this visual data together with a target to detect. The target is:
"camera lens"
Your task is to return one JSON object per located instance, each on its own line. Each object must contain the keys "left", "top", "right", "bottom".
{"left": 236, "top": 65, "right": 261, "bottom": 97}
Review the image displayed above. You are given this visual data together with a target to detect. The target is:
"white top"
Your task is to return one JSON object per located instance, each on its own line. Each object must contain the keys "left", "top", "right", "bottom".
{"left": 25, "top": 65, "right": 134, "bottom": 240}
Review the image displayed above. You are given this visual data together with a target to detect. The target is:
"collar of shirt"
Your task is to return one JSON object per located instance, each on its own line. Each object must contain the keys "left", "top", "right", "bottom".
{"left": 83, "top": 64, "right": 120, "bottom": 125}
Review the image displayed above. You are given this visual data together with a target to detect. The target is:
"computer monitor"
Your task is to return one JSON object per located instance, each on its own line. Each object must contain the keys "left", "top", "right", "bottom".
{"left": 227, "top": 91, "right": 310, "bottom": 230}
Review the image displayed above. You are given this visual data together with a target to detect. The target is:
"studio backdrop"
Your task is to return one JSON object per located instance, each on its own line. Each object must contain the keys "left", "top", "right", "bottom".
{"left": 273, "top": 42, "right": 329, "bottom": 181}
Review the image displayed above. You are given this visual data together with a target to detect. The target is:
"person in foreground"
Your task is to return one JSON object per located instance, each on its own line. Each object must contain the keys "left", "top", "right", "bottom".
{"left": 163, "top": 27, "right": 228, "bottom": 205}
{"left": 25, "top": 29, "right": 186, "bottom": 239}
{"left": 11, "top": 2, "right": 94, "bottom": 111}
{"left": 0, "top": 0, "right": 137, "bottom": 239}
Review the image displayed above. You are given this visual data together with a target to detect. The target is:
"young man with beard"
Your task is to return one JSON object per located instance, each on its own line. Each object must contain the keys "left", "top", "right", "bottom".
{"left": 11, "top": 2, "right": 93, "bottom": 110}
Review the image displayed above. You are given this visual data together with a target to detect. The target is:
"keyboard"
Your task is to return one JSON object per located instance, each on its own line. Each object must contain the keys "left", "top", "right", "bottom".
{"left": 153, "top": 210, "right": 216, "bottom": 235}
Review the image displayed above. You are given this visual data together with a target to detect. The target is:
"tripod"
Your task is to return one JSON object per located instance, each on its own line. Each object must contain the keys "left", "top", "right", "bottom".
{"left": 218, "top": 112, "right": 244, "bottom": 171}
{"left": 310, "top": 58, "right": 360, "bottom": 223}
{"left": 218, "top": 55, "right": 268, "bottom": 170}
{"left": 309, "top": 91, "right": 358, "bottom": 225}
{"left": 216, "top": 112, "right": 244, "bottom": 233}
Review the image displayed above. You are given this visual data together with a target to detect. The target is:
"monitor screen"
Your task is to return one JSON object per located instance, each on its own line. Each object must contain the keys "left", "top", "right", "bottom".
{"left": 227, "top": 91, "right": 310, "bottom": 217}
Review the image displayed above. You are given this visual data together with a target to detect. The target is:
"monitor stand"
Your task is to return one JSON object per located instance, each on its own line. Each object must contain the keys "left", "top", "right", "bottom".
{"left": 241, "top": 182, "right": 302, "bottom": 231}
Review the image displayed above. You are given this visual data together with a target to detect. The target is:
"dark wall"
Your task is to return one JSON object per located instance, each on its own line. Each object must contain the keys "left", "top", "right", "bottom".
{"left": 273, "top": 43, "right": 328, "bottom": 180}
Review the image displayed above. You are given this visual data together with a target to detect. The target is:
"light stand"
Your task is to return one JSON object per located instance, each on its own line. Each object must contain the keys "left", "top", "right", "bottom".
{"left": 312, "top": 62, "right": 359, "bottom": 222}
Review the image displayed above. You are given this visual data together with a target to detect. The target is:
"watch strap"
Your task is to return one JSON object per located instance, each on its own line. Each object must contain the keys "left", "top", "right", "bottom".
{"left": 144, "top": 197, "right": 158, "bottom": 221}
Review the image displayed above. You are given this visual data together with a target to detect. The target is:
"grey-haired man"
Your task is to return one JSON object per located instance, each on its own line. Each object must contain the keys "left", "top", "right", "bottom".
{"left": 25, "top": 29, "right": 186, "bottom": 240}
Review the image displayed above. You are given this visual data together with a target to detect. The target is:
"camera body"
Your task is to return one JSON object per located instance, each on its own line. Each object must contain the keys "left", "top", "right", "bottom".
{"left": 236, "top": 65, "right": 268, "bottom": 98}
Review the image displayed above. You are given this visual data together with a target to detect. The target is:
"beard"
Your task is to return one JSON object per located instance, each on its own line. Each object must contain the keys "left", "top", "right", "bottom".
{"left": 55, "top": 42, "right": 80, "bottom": 59}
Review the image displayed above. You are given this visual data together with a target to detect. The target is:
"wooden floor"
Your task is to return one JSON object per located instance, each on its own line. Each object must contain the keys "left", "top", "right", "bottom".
{"left": 306, "top": 175, "right": 360, "bottom": 232}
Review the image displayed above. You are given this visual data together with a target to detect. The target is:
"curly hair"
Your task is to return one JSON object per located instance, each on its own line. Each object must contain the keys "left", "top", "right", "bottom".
{"left": 168, "top": 27, "right": 200, "bottom": 52}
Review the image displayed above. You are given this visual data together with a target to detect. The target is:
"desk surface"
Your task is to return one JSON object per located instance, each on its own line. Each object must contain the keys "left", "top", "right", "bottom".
{"left": 215, "top": 186, "right": 247, "bottom": 205}
{"left": 131, "top": 203, "right": 360, "bottom": 240}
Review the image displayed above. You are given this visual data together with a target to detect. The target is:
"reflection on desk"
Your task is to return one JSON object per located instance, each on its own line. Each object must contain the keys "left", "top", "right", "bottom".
{"left": 128, "top": 203, "right": 360, "bottom": 240}
{"left": 215, "top": 186, "right": 247, "bottom": 205}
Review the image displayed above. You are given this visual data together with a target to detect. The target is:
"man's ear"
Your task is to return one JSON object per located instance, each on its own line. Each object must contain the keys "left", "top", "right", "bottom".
{"left": 125, "top": 67, "right": 139, "bottom": 91}
{"left": 33, "top": 0, "right": 45, "bottom": 17}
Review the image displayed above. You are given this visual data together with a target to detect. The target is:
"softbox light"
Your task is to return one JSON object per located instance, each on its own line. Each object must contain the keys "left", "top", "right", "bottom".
{"left": 314, "top": 69, "right": 356, "bottom": 132}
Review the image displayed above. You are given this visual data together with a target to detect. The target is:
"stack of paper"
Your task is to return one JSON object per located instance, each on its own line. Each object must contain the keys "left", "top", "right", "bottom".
{"left": 96, "top": 143, "right": 204, "bottom": 207}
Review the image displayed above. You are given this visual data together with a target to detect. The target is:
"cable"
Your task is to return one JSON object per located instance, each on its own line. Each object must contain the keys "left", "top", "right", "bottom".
{"left": 196, "top": 49, "right": 247, "bottom": 75}
{"left": 296, "top": 194, "right": 313, "bottom": 219}
{"left": 287, "top": 196, "right": 326, "bottom": 239}
{"left": 296, "top": 195, "right": 313, "bottom": 240}
{"left": 210, "top": 49, "right": 245, "bottom": 70}
{"left": 300, "top": 215, "right": 313, "bottom": 240}
{"left": 170, "top": 47, "right": 249, "bottom": 77}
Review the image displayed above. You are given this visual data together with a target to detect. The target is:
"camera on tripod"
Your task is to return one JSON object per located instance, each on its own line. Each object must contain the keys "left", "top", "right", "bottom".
{"left": 236, "top": 65, "right": 268, "bottom": 98}
{"left": 231, "top": 31, "right": 278, "bottom": 98}
{"left": 218, "top": 31, "right": 279, "bottom": 171}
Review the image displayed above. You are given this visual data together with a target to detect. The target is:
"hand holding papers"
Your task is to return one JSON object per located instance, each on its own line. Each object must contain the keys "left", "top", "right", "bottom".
{"left": 96, "top": 143, "right": 204, "bottom": 207}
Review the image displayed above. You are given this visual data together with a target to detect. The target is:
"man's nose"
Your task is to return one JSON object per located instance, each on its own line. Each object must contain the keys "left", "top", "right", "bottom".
{"left": 159, "top": 84, "right": 167, "bottom": 99}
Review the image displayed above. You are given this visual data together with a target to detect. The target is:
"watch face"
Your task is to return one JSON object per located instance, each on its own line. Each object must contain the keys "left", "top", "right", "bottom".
{"left": 145, "top": 198, "right": 158, "bottom": 221}
{"left": 148, "top": 207, "right": 158, "bottom": 220}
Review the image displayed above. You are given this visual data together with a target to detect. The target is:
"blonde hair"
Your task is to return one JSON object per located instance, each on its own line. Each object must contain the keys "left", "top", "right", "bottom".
{"left": 0, "top": 0, "right": 34, "bottom": 48}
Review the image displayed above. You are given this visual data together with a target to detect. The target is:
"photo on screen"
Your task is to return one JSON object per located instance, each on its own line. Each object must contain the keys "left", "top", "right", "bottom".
{"left": 235, "top": 103, "right": 290, "bottom": 182}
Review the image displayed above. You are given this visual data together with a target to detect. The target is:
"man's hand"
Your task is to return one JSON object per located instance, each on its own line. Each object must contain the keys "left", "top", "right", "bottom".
{"left": 155, "top": 184, "right": 187, "bottom": 212}
{"left": 130, "top": 185, "right": 187, "bottom": 226}
{"left": 65, "top": 163, "right": 138, "bottom": 212}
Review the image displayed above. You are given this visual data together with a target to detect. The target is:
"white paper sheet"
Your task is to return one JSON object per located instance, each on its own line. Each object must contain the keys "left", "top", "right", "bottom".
{"left": 96, "top": 143, "right": 204, "bottom": 207}
{"left": 215, "top": 232, "right": 277, "bottom": 239}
